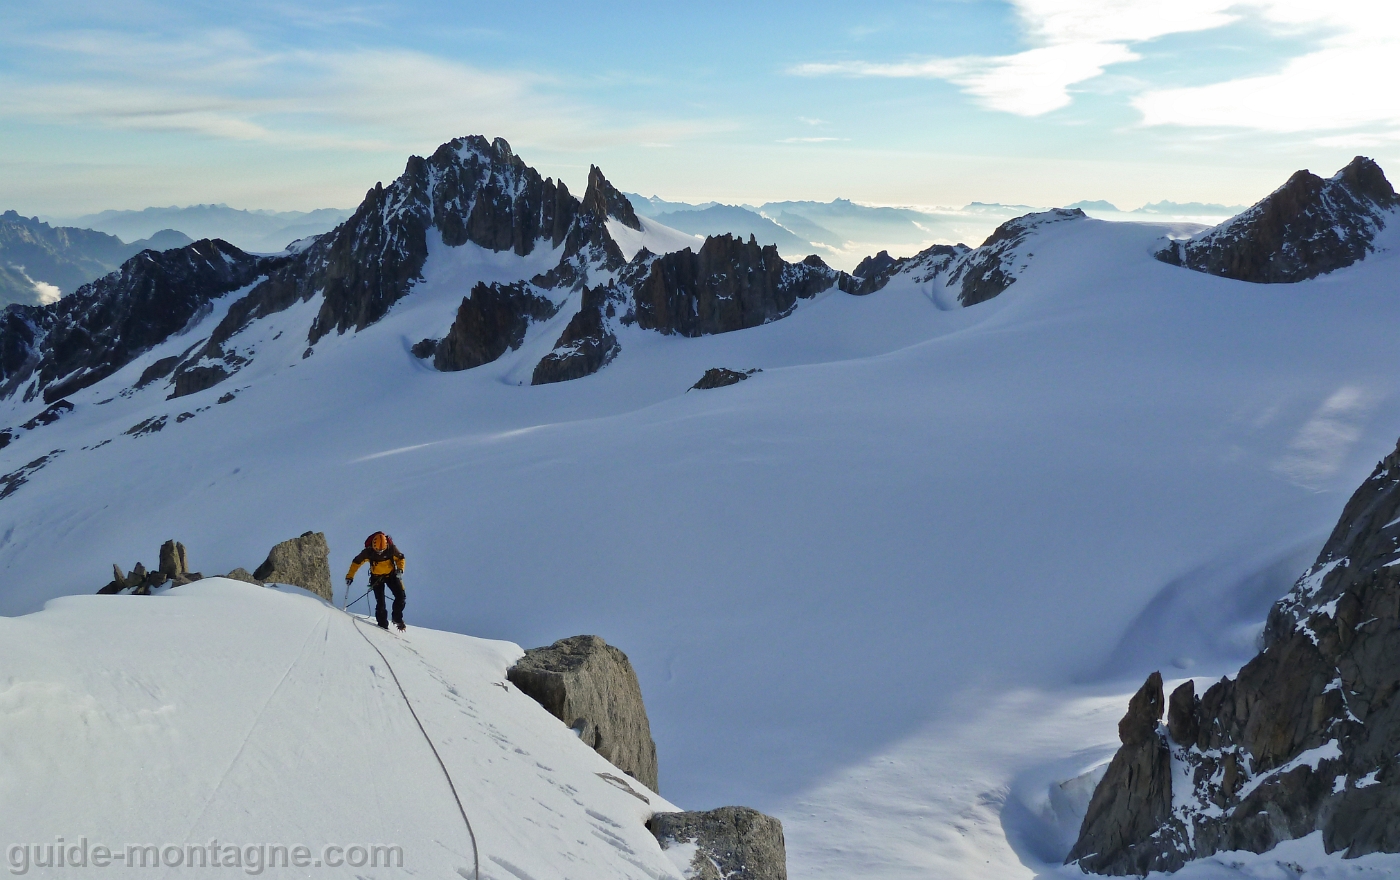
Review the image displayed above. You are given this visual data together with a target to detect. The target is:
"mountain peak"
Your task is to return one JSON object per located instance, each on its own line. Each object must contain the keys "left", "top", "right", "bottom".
{"left": 582, "top": 166, "right": 642, "bottom": 231}
{"left": 1334, "top": 155, "right": 1399, "bottom": 207}
{"left": 1158, "top": 156, "right": 1397, "bottom": 283}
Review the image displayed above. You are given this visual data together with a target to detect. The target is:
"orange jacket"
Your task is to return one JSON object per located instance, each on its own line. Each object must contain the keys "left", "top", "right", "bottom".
{"left": 347, "top": 545, "right": 405, "bottom": 580}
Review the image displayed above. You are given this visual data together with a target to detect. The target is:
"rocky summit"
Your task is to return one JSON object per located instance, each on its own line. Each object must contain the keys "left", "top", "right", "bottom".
{"left": 1157, "top": 156, "right": 1399, "bottom": 283}
{"left": 1069, "top": 432, "right": 1400, "bottom": 874}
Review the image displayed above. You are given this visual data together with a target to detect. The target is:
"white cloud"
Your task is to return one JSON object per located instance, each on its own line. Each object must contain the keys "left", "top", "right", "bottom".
{"left": 33, "top": 280, "right": 61, "bottom": 305}
{"left": 793, "top": 0, "right": 1400, "bottom": 132}
{"left": 793, "top": 0, "right": 1238, "bottom": 116}
{"left": 0, "top": 30, "right": 724, "bottom": 155}
{"left": 1134, "top": 3, "right": 1400, "bottom": 134}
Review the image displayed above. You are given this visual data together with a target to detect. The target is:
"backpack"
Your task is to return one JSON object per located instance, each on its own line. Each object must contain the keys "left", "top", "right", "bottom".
{"left": 365, "top": 531, "right": 395, "bottom": 551}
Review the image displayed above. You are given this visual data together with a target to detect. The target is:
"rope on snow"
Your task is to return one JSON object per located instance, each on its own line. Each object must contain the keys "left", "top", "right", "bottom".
{"left": 346, "top": 611, "right": 480, "bottom": 880}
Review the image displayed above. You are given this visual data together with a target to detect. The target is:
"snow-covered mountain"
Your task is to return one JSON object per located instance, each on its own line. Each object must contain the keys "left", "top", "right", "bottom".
{"left": 1159, "top": 157, "right": 1399, "bottom": 283}
{"left": 4, "top": 139, "right": 1400, "bottom": 878}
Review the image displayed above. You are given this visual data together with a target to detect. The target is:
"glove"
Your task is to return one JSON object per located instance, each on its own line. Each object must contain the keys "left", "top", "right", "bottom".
{"left": 345, "top": 576, "right": 353, "bottom": 586}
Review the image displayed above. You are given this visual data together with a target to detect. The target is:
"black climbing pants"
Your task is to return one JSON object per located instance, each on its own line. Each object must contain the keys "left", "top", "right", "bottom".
{"left": 371, "top": 574, "right": 406, "bottom": 627}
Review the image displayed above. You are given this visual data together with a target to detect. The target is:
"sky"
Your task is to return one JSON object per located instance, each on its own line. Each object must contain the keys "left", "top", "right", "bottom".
{"left": 1, "top": 0, "right": 1398, "bottom": 216}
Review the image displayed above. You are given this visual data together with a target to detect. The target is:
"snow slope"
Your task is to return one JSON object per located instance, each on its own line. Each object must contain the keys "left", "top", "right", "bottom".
{"left": 3, "top": 214, "right": 1400, "bottom": 877}
{"left": 606, "top": 215, "right": 703, "bottom": 261}
{"left": 0, "top": 578, "right": 679, "bottom": 878}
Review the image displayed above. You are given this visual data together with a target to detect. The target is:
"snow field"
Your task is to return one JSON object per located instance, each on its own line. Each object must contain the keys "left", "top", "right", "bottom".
{"left": 0, "top": 580, "right": 680, "bottom": 879}
{"left": 2, "top": 215, "right": 1400, "bottom": 877}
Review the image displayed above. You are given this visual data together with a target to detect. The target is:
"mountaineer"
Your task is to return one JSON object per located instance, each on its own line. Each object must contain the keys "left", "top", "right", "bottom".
{"left": 346, "top": 532, "right": 407, "bottom": 630}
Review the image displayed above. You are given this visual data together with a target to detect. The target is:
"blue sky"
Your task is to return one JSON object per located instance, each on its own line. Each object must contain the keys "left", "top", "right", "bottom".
{"left": 2, "top": 0, "right": 1397, "bottom": 215}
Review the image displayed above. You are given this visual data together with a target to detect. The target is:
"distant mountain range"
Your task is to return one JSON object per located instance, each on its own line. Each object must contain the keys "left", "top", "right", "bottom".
{"left": 0, "top": 211, "right": 192, "bottom": 308}
{"left": 1066, "top": 198, "right": 1248, "bottom": 216}
{"left": 625, "top": 194, "right": 1245, "bottom": 270}
{"left": 51, "top": 204, "right": 354, "bottom": 255}
{"left": 626, "top": 194, "right": 1038, "bottom": 269}
{"left": 4, "top": 192, "right": 1250, "bottom": 307}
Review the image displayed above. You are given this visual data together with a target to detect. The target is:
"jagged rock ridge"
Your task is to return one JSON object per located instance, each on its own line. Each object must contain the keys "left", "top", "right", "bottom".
{"left": 631, "top": 235, "right": 840, "bottom": 336}
{"left": 0, "top": 239, "right": 265, "bottom": 404}
{"left": 1157, "top": 157, "right": 1398, "bottom": 283}
{"left": 166, "top": 135, "right": 609, "bottom": 396}
{"left": 0, "top": 134, "right": 1088, "bottom": 410}
{"left": 1070, "top": 433, "right": 1400, "bottom": 873}
{"left": 0, "top": 210, "right": 193, "bottom": 307}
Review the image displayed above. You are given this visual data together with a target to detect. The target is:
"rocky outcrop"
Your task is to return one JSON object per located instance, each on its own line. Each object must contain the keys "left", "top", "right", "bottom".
{"left": 159, "top": 539, "right": 190, "bottom": 580}
{"left": 531, "top": 285, "right": 620, "bottom": 385}
{"left": 507, "top": 635, "right": 659, "bottom": 791}
{"left": 842, "top": 247, "right": 940, "bottom": 295}
{"left": 953, "top": 209, "right": 1083, "bottom": 306}
{"left": 0, "top": 398, "right": 74, "bottom": 450}
{"left": 649, "top": 807, "right": 787, "bottom": 880}
{"left": 1067, "top": 672, "right": 1173, "bottom": 875}
{"left": 433, "top": 281, "right": 559, "bottom": 372}
{"left": 0, "top": 449, "right": 62, "bottom": 500}
{"left": 1158, "top": 157, "right": 1398, "bottom": 283}
{"left": 170, "top": 363, "right": 231, "bottom": 399}
{"left": 1068, "top": 433, "right": 1400, "bottom": 873}
{"left": 253, "top": 531, "right": 333, "bottom": 601}
{"left": 853, "top": 249, "right": 901, "bottom": 280}
{"left": 691, "top": 368, "right": 759, "bottom": 390}
{"left": 581, "top": 165, "right": 641, "bottom": 231}
{"left": 0, "top": 239, "right": 263, "bottom": 404}
{"left": 631, "top": 236, "right": 839, "bottom": 337}
{"left": 98, "top": 539, "right": 203, "bottom": 594}
{"left": 898, "top": 243, "right": 970, "bottom": 286}
{"left": 1167, "top": 680, "right": 1199, "bottom": 746}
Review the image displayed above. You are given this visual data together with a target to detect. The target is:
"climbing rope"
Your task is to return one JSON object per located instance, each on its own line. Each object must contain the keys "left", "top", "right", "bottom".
{"left": 346, "top": 611, "right": 480, "bottom": 880}
{"left": 343, "top": 586, "right": 373, "bottom": 613}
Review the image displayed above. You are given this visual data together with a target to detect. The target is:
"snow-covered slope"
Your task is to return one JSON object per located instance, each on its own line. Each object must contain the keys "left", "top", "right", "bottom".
{"left": 606, "top": 215, "right": 702, "bottom": 261}
{"left": 0, "top": 578, "right": 680, "bottom": 878}
{"left": 5, "top": 151, "right": 1400, "bottom": 878}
